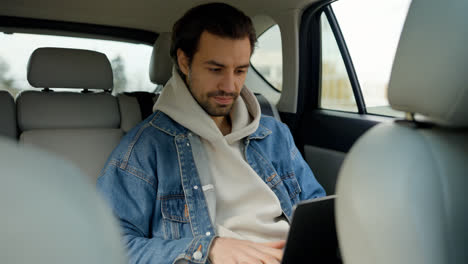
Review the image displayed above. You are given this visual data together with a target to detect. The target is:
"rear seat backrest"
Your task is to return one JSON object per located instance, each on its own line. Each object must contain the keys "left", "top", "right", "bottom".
{"left": 117, "top": 93, "right": 142, "bottom": 133}
{"left": 0, "top": 91, "right": 17, "bottom": 139}
{"left": 17, "top": 47, "right": 123, "bottom": 182}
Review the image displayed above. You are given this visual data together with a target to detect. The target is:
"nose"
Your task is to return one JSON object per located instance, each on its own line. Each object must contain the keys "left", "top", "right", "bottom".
{"left": 219, "top": 71, "right": 236, "bottom": 94}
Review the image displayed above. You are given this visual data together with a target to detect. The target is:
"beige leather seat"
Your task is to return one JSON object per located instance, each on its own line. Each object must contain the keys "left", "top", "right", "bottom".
{"left": 17, "top": 47, "right": 123, "bottom": 182}
{"left": 0, "top": 137, "right": 127, "bottom": 263}
{"left": 115, "top": 32, "right": 172, "bottom": 128}
{"left": 336, "top": 0, "right": 468, "bottom": 263}
{"left": 149, "top": 32, "right": 173, "bottom": 86}
{"left": 0, "top": 90, "right": 17, "bottom": 139}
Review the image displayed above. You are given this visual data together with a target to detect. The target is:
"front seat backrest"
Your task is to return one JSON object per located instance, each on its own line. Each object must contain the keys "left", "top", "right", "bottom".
{"left": 0, "top": 138, "right": 127, "bottom": 263}
{"left": 336, "top": 0, "right": 468, "bottom": 263}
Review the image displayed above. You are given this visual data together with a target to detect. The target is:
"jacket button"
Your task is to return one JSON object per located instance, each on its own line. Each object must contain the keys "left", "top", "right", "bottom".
{"left": 193, "top": 250, "right": 202, "bottom": 260}
{"left": 205, "top": 232, "right": 211, "bottom": 236}
{"left": 193, "top": 185, "right": 199, "bottom": 190}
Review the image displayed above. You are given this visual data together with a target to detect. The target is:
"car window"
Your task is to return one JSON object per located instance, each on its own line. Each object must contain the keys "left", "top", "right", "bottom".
{"left": 0, "top": 32, "right": 156, "bottom": 98}
{"left": 330, "top": 0, "right": 411, "bottom": 117}
{"left": 250, "top": 25, "right": 282, "bottom": 102}
{"left": 320, "top": 13, "right": 358, "bottom": 113}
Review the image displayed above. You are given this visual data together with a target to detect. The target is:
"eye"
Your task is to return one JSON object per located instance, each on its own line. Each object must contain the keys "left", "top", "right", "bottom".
{"left": 236, "top": 69, "right": 247, "bottom": 75}
{"left": 208, "top": 68, "right": 221, "bottom": 73}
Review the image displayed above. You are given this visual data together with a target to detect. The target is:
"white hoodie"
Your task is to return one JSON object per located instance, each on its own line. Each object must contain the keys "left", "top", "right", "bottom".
{"left": 154, "top": 69, "right": 289, "bottom": 242}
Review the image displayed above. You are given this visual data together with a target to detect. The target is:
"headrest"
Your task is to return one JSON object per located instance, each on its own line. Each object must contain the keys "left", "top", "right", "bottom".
{"left": 388, "top": 0, "right": 468, "bottom": 127}
{"left": 27, "top": 47, "right": 113, "bottom": 90}
{"left": 17, "top": 91, "right": 120, "bottom": 131}
{"left": 149, "top": 32, "right": 173, "bottom": 85}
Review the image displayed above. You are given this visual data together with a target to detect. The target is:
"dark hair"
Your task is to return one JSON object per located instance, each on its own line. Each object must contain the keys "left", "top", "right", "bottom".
{"left": 170, "top": 3, "right": 257, "bottom": 71}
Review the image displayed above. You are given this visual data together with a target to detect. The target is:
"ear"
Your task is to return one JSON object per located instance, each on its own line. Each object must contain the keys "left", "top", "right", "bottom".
{"left": 177, "top": 49, "right": 190, "bottom": 76}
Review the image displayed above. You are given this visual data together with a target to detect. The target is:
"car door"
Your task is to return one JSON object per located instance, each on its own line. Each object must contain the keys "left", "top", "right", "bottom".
{"left": 280, "top": 0, "right": 411, "bottom": 194}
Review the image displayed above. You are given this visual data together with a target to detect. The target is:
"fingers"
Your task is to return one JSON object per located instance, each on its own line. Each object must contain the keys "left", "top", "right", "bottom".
{"left": 256, "top": 240, "right": 286, "bottom": 260}
{"left": 247, "top": 241, "right": 284, "bottom": 261}
{"left": 209, "top": 237, "right": 285, "bottom": 264}
{"left": 261, "top": 240, "right": 286, "bottom": 249}
{"left": 243, "top": 245, "right": 281, "bottom": 264}
{"left": 225, "top": 246, "right": 277, "bottom": 264}
{"left": 254, "top": 245, "right": 283, "bottom": 261}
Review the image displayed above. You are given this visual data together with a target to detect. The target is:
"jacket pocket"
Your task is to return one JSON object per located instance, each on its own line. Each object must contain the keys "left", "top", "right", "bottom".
{"left": 159, "top": 195, "right": 190, "bottom": 240}
{"left": 281, "top": 173, "right": 302, "bottom": 203}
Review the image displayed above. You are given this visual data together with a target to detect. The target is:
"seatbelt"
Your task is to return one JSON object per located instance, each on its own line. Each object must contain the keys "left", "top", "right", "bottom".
{"left": 254, "top": 93, "right": 281, "bottom": 121}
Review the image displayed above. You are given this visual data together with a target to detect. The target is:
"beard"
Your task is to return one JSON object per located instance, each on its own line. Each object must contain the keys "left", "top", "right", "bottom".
{"left": 186, "top": 68, "right": 239, "bottom": 117}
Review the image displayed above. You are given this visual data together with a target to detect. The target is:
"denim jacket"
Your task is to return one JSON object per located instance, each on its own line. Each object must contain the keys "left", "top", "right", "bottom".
{"left": 97, "top": 110, "right": 325, "bottom": 264}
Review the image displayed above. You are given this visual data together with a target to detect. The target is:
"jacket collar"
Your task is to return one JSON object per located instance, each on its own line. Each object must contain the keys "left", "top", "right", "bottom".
{"left": 150, "top": 110, "right": 272, "bottom": 140}
{"left": 247, "top": 122, "right": 272, "bottom": 140}
{"left": 149, "top": 111, "right": 189, "bottom": 137}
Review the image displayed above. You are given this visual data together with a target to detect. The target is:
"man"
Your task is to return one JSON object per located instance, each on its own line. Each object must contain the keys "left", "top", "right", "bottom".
{"left": 98, "top": 3, "right": 325, "bottom": 264}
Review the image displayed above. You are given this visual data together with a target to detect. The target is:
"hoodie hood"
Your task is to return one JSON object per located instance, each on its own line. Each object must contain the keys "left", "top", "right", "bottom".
{"left": 153, "top": 68, "right": 261, "bottom": 144}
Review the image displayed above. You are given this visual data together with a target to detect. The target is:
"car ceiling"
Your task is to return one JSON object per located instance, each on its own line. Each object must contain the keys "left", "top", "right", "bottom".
{"left": 1, "top": 0, "right": 319, "bottom": 34}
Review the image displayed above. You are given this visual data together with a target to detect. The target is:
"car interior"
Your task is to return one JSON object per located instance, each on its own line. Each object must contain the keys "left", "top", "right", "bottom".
{"left": 1, "top": 0, "right": 467, "bottom": 263}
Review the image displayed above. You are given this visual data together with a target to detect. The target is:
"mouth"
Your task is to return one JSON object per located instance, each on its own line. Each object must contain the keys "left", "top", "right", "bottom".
{"left": 212, "top": 96, "right": 234, "bottom": 105}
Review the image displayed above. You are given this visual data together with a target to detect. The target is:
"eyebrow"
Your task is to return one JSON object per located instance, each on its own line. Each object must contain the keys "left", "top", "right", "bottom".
{"left": 204, "top": 60, "right": 250, "bottom": 69}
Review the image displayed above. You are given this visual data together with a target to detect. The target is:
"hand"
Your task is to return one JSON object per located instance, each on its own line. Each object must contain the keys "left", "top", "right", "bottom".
{"left": 208, "top": 237, "right": 286, "bottom": 264}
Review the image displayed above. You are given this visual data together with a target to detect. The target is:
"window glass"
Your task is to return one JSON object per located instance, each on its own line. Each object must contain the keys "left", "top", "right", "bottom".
{"left": 250, "top": 25, "right": 282, "bottom": 103}
{"left": 0, "top": 32, "right": 156, "bottom": 98}
{"left": 332, "top": 0, "right": 411, "bottom": 117}
{"left": 320, "top": 13, "right": 358, "bottom": 112}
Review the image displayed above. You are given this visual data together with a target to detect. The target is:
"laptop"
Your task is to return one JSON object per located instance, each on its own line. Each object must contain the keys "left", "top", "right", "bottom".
{"left": 281, "top": 195, "right": 341, "bottom": 264}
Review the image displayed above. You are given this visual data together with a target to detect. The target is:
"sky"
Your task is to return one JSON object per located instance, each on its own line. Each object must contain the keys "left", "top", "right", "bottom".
{"left": 333, "top": 0, "right": 412, "bottom": 84}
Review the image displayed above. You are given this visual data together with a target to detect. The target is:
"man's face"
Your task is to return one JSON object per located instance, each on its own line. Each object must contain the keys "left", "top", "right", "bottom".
{"left": 178, "top": 31, "right": 251, "bottom": 117}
